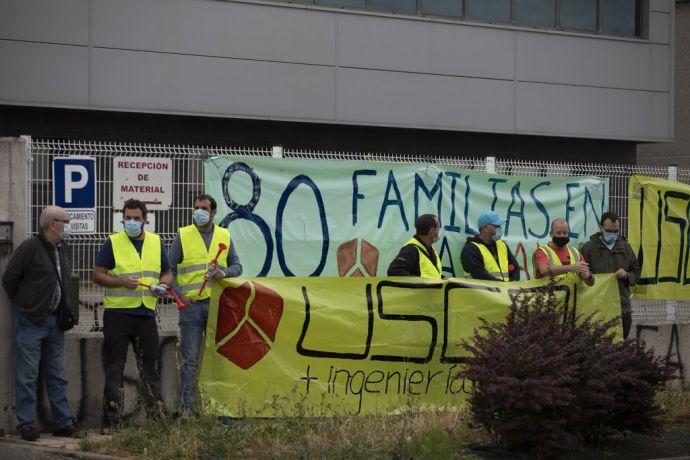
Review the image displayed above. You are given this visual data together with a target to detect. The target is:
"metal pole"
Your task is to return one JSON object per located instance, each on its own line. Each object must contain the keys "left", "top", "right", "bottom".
{"left": 485, "top": 156, "right": 496, "bottom": 174}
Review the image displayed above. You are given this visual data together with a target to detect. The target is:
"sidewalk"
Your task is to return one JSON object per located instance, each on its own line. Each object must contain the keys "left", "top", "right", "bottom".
{"left": 0, "top": 431, "right": 119, "bottom": 459}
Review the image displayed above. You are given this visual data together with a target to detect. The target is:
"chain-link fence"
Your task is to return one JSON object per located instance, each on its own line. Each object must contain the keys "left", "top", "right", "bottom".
{"left": 26, "top": 138, "right": 690, "bottom": 334}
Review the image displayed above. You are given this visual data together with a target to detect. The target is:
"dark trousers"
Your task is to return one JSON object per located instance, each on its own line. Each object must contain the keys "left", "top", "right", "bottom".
{"left": 102, "top": 310, "right": 162, "bottom": 427}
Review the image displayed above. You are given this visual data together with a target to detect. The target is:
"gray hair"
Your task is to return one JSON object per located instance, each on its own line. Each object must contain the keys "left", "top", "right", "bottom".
{"left": 39, "top": 206, "right": 64, "bottom": 231}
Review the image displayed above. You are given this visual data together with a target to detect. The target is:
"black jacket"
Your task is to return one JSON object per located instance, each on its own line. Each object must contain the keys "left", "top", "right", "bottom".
{"left": 2, "top": 234, "right": 72, "bottom": 324}
{"left": 460, "top": 236, "right": 520, "bottom": 281}
{"left": 387, "top": 236, "right": 438, "bottom": 277}
{"left": 580, "top": 232, "right": 640, "bottom": 310}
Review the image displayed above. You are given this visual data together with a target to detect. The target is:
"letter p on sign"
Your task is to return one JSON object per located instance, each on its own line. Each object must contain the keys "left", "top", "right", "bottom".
{"left": 53, "top": 157, "right": 96, "bottom": 209}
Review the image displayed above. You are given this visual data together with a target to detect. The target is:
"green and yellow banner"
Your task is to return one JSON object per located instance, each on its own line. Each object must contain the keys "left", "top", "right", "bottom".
{"left": 199, "top": 275, "right": 622, "bottom": 417}
{"left": 628, "top": 175, "right": 690, "bottom": 300}
{"left": 204, "top": 156, "right": 608, "bottom": 279}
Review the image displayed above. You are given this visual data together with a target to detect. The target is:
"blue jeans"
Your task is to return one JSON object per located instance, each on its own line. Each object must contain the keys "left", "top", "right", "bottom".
{"left": 13, "top": 311, "right": 72, "bottom": 430}
{"left": 179, "top": 300, "right": 209, "bottom": 412}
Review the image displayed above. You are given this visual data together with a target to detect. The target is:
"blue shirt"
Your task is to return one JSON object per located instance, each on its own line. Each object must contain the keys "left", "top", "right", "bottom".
{"left": 95, "top": 235, "right": 172, "bottom": 317}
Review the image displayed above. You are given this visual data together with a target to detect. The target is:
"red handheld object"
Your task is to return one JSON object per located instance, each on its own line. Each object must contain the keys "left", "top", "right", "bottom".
{"left": 138, "top": 282, "right": 187, "bottom": 310}
{"left": 197, "top": 242, "right": 229, "bottom": 295}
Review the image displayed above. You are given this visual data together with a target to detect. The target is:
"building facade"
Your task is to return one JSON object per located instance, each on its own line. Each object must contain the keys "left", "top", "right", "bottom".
{"left": 0, "top": 0, "right": 675, "bottom": 163}
{"left": 638, "top": 0, "right": 688, "bottom": 168}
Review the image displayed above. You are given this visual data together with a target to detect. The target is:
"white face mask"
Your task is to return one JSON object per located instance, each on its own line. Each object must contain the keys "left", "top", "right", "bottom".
{"left": 59, "top": 222, "right": 72, "bottom": 240}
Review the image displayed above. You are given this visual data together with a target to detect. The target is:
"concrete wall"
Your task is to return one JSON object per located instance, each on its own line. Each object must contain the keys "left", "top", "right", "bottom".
{"left": 638, "top": 1, "right": 690, "bottom": 168}
{"left": 0, "top": 0, "right": 674, "bottom": 143}
{"left": 0, "top": 137, "right": 28, "bottom": 434}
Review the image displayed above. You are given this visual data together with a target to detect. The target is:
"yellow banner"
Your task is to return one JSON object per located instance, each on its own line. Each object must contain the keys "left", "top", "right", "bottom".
{"left": 199, "top": 275, "right": 622, "bottom": 417}
{"left": 628, "top": 175, "right": 690, "bottom": 300}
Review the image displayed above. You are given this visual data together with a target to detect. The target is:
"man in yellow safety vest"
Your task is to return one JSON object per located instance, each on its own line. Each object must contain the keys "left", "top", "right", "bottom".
{"left": 387, "top": 214, "right": 442, "bottom": 279}
{"left": 169, "top": 194, "right": 242, "bottom": 413}
{"left": 93, "top": 199, "right": 172, "bottom": 430}
{"left": 533, "top": 218, "right": 594, "bottom": 285}
{"left": 460, "top": 210, "right": 520, "bottom": 281}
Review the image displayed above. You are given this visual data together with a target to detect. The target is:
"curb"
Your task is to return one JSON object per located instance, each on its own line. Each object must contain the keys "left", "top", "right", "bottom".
{"left": 0, "top": 436, "right": 121, "bottom": 459}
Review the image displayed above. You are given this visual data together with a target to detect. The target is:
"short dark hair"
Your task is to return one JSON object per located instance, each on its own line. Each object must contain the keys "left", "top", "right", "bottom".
{"left": 195, "top": 194, "right": 217, "bottom": 210}
{"left": 415, "top": 214, "right": 438, "bottom": 236}
{"left": 600, "top": 211, "right": 619, "bottom": 225}
{"left": 123, "top": 199, "right": 147, "bottom": 218}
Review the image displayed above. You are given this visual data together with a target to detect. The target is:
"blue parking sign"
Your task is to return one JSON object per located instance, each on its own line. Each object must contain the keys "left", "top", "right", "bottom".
{"left": 53, "top": 157, "right": 96, "bottom": 208}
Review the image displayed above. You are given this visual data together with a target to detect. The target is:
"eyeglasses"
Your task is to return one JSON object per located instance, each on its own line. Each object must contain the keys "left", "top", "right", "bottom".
{"left": 53, "top": 219, "right": 70, "bottom": 224}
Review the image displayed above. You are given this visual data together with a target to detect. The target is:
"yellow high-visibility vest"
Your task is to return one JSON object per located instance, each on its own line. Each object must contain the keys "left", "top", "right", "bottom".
{"left": 404, "top": 238, "right": 442, "bottom": 280}
{"left": 471, "top": 240, "right": 510, "bottom": 281}
{"left": 104, "top": 231, "right": 162, "bottom": 310}
{"left": 533, "top": 244, "right": 580, "bottom": 281}
{"left": 176, "top": 225, "right": 231, "bottom": 301}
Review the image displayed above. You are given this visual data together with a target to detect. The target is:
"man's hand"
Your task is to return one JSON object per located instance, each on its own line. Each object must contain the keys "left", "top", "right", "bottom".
{"left": 615, "top": 268, "right": 628, "bottom": 280}
{"left": 209, "top": 267, "right": 225, "bottom": 280}
{"left": 150, "top": 283, "right": 169, "bottom": 298}
{"left": 569, "top": 261, "right": 590, "bottom": 275}
{"left": 579, "top": 269, "right": 591, "bottom": 280}
{"left": 181, "top": 295, "right": 192, "bottom": 307}
{"left": 121, "top": 276, "right": 139, "bottom": 290}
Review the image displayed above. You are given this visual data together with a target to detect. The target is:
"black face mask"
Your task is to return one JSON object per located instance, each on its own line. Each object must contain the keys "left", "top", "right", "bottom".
{"left": 552, "top": 236, "right": 570, "bottom": 248}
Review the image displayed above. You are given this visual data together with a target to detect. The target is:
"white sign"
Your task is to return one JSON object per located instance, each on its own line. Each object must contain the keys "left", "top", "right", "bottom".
{"left": 53, "top": 157, "right": 97, "bottom": 235}
{"left": 112, "top": 212, "right": 156, "bottom": 233}
{"left": 113, "top": 157, "right": 172, "bottom": 210}
{"left": 67, "top": 209, "right": 96, "bottom": 234}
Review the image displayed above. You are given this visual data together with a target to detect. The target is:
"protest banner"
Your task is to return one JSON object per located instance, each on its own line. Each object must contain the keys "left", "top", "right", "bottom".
{"left": 204, "top": 156, "right": 608, "bottom": 279}
{"left": 199, "top": 274, "right": 622, "bottom": 416}
{"left": 629, "top": 175, "right": 690, "bottom": 300}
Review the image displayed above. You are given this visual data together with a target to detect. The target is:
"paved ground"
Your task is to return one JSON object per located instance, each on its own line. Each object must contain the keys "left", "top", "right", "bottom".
{"left": 0, "top": 431, "right": 115, "bottom": 459}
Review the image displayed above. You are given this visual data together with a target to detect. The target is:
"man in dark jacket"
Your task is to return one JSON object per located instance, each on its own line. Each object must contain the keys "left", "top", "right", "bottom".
{"left": 387, "top": 214, "right": 442, "bottom": 279}
{"left": 1, "top": 206, "right": 76, "bottom": 441}
{"left": 461, "top": 210, "right": 520, "bottom": 281}
{"left": 580, "top": 211, "right": 640, "bottom": 338}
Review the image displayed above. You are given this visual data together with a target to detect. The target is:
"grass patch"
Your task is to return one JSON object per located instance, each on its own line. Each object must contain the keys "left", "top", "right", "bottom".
{"left": 657, "top": 389, "right": 690, "bottom": 430}
{"left": 80, "top": 410, "right": 483, "bottom": 459}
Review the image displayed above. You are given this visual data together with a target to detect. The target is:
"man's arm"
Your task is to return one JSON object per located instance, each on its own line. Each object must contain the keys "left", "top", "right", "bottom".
{"left": 387, "top": 245, "right": 420, "bottom": 276}
{"left": 158, "top": 242, "right": 173, "bottom": 286}
{"left": 1, "top": 240, "right": 31, "bottom": 299}
{"left": 625, "top": 243, "right": 641, "bottom": 286}
{"left": 460, "top": 243, "right": 501, "bottom": 281}
{"left": 223, "top": 242, "right": 242, "bottom": 278}
{"left": 92, "top": 239, "right": 138, "bottom": 289}
{"left": 507, "top": 247, "right": 520, "bottom": 281}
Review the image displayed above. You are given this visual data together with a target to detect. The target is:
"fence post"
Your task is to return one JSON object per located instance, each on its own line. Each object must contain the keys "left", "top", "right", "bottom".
{"left": 666, "top": 164, "right": 679, "bottom": 322}
{"left": 485, "top": 156, "right": 496, "bottom": 174}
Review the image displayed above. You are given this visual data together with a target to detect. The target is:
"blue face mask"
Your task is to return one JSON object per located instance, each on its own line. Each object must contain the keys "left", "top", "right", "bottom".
{"left": 124, "top": 219, "right": 143, "bottom": 238}
{"left": 193, "top": 209, "right": 211, "bottom": 227}
{"left": 603, "top": 231, "right": 617, "bottom": 245}
{"left": 491, "top": 228, "right": 503, "bottom": 242}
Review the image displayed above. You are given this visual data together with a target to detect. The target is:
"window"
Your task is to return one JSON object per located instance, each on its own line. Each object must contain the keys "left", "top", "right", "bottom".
{"left": 315, "top": 0, "right": 365, "bottom": 8}
{"left": 601, "top": 0, "right": 639, "bottom": 37}
{"left": 420, "top": 0, "right": 462, "bottom": 18}
{"left": 467, "top": 0, "right": 510, "bottom": 23}
{"left": 515, "top": 0, "right": 555, "bottom": 28}
{"left": 289, "top": 0, "right": 644, "bottom": 39}
{"left": 560, "top": 0, "right": 596, "bottom": 32}
{"left": 367, "top": 0, "right": 416, "bottom": 14}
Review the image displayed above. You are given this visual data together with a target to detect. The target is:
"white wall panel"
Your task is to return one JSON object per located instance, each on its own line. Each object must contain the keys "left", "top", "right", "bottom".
{"left": 517, "top": 32, "right": 662, "bottom": 91}
{"left": 337, "top": 67, "right": 514, "bottom": 132}
{"left": 337, "top": 14, "right": 515, "bottom": 79}
{"left": 0, "top": 40, "right": 88, "bottom": 105}
{"left": 0, "top": 0, "right": 88, "bottom": 45}
{"left": 649, "top": 11, "right": 671, "bottom": 44}
{"left": 650, "top": 0, "right": 671, "bottom": 13}
{"left": 92, "top": 0, "right": 335, "bottom": 65}
{"left": 515, "top": 82, "right": 670, "bottom": 141}
{"left": 91, "top": 48, "right": 336, "bottom": 120}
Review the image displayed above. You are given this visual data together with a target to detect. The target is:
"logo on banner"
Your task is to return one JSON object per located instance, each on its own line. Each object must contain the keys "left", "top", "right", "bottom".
{"left": 215, "top": 282, "right": 284, "bottom": 370}
{"left": 337, "top": 239, "right": 379, "bottom": 277}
